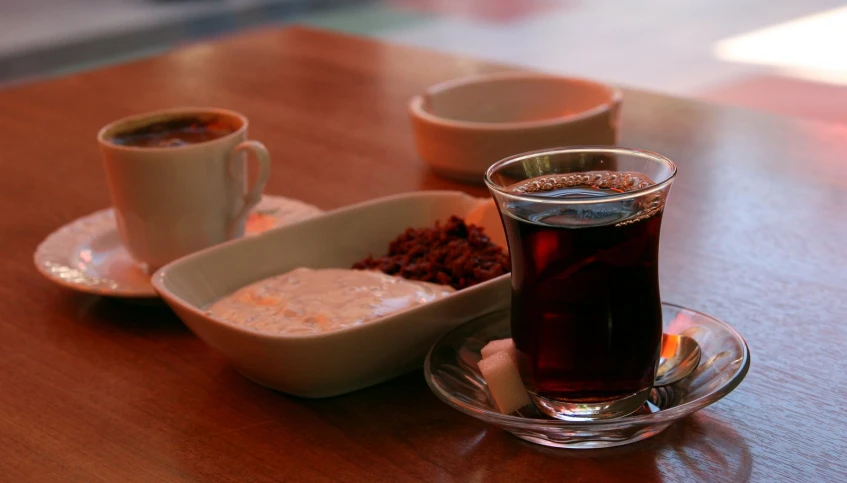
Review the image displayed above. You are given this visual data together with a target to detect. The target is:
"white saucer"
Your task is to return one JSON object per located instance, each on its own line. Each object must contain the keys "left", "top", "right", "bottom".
{"left": 34, "top": 195, "right": 324, "bottom": 298}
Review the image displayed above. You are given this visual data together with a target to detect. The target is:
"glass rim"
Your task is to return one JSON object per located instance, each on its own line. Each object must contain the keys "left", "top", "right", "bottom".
{"left": 483, "top": 146, "right": 677, "bottom": 205}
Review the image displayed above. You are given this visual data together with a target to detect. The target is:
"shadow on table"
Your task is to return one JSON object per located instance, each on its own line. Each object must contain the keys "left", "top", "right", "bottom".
{"left": 164, "top": 363, "right": 751, "bottom": 481}
{"left": 654, "top": 414, "right": 753, "bottom": 482}
{"left": 294, "top": 373, "right": 750, "bottom": 481}
{"left": 508, "top": 413, "right": 753, "bottom": 482}
{"left": 61, "top": 291, "right": 191, "bottom": 336}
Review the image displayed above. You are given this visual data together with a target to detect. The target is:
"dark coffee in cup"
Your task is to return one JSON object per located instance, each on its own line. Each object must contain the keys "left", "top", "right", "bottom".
{"left": 110, "top": 115, "right": 236, "bottom": 148}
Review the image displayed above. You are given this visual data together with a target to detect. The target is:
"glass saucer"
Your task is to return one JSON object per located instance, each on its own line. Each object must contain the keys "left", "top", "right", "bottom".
{"left": 424, "top": 302, "right": 750, "bottom": 449}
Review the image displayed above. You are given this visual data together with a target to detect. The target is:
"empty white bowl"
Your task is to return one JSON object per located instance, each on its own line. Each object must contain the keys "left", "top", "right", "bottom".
{"left": 152, "top": 191, "right": 510, "bottom": 398}
{"left": 409, "top": 71, "right": 622, "bottom": 183}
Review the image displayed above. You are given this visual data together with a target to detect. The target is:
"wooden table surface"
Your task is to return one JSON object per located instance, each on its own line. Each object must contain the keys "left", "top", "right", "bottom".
{"left": 1, "top": 26, "right": 846, "bottom": 482}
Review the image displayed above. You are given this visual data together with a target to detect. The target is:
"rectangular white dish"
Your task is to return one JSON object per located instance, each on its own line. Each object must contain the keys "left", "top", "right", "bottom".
{"left": 152, "top": 191, "right": 510, "bottom": 397}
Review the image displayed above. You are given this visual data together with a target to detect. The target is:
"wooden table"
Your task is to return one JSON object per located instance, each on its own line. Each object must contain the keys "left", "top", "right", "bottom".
{"left": 2, "top": 26, "right": 846, "bottom": 482}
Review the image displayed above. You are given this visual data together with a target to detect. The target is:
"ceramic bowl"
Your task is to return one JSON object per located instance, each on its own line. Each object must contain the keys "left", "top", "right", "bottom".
{"left": 152, "top": 191, "right": 510, "bottom": 398}
{"left": 409, "top": 71, "right": 622, "bottom": 183}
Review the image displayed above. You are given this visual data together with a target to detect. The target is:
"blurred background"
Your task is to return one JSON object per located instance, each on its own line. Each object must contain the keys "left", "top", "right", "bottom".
{"left": 1, "top": 0, "right": 845, "bottom": 125}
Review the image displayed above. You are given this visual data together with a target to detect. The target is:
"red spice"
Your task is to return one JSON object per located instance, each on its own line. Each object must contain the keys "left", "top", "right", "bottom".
{"left": 352, "top": 216, "right": 510, "bottom": 290}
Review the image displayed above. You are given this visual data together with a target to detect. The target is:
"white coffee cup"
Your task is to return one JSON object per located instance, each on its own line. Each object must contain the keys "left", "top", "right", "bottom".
{"left": 98, "top": 107, "right": 270, "bottom": 271}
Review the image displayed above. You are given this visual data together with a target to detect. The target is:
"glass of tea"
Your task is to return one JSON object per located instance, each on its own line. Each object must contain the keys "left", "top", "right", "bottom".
{"left": 484, "top": 147, "right": 677, "bottom": 420}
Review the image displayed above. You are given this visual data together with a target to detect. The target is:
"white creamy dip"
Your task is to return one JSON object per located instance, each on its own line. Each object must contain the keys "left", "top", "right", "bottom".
{"left": 206, "top": 267, "right": 455, "bottom": 335}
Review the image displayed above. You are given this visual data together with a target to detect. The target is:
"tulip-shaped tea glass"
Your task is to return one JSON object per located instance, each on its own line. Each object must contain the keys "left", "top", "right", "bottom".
{"left": 484, "top": 147, "right": 677, "bottom": 420}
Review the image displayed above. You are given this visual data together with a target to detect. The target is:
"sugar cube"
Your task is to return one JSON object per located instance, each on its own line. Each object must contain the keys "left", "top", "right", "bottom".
{"left": 480, "top": 338, "right": 517, "bottom": 362}
{"left": 478, "top": 351, "right": 531, "bottom": 414}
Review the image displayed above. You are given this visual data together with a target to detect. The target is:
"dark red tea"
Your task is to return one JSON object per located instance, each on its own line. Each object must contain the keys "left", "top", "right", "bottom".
{"left": 111, "top": 116, "right": 235, "bottom": 148}
{"left": 502, "top": 172, "right": 664, "bottom": 403}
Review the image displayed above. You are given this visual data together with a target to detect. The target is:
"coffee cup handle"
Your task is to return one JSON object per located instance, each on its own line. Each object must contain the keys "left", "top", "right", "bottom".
{"left": 227, "top": 140, "right": 271, "bottom": 238}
